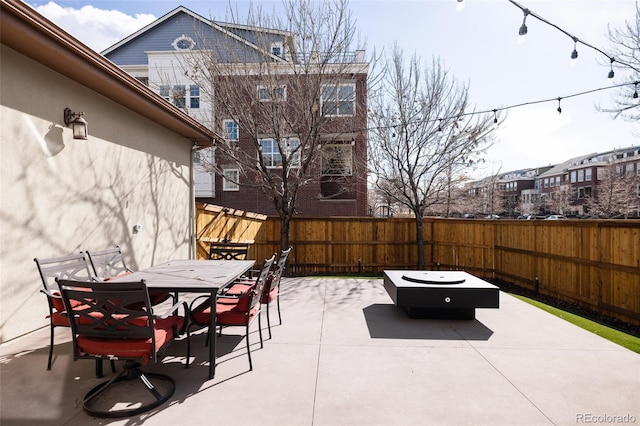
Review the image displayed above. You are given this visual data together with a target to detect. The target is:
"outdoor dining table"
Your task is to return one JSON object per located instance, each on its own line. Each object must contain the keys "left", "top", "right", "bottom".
{"left": 110, "top": 259, "right": 255, "bottom": 379}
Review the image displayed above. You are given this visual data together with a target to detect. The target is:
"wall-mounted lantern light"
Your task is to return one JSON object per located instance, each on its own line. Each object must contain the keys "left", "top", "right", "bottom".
{"left": 63, "top": 107, "right": 88, "bottom": 140}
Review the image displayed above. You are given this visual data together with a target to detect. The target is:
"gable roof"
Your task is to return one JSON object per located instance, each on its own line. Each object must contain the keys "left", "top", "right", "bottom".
{"left": 1, "top": 0, "right": 220, "bottom": 147}
{"left": 101, "top": 5, "right": 295, "bottom": 63}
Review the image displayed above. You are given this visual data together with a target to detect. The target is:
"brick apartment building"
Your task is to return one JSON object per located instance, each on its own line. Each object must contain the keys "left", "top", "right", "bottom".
{"left": 103, "top": 6, "right": 369, "bottom": 217}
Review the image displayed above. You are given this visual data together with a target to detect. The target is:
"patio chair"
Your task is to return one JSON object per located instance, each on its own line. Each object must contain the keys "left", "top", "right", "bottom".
{"left": 85, "top": 246, "right": 175, "bottom": 306}
{"left": 58, "top": 279, "right": 190, "bottom": 418}
{"left": 189, "top": 254, "right": 275, "bottom": 371}
{"left": 208, "top": 242, "right": 250, "bottom": 260}
{"left": 34, "top": 253, "right": 114, "bottom": 377}
{"left": 226, "top": 247, "right": 292, "bottom": 338}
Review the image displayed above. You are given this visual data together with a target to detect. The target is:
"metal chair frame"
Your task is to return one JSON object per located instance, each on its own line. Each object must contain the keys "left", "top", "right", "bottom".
{"left": 84, "top": 246, "right": 131, "bottom": 280}
{"left": 262, "top": 247, "right": 292, "bottom": 338}
{"left": 34, "top": 253, "right": 114, "bottom": 376}
{"left": 58, "top": 279, "right": 189, "bottom": 418}
{"left": 189, "top": 254, "right": 275, "bottom": 371}
{"left": 208, "top": 242, "right": 250, "bottom": 260}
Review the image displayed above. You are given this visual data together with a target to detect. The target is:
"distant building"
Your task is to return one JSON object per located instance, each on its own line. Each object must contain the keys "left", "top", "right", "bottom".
{"left": 466, "top": 145, "right": 640, "bottom": 218}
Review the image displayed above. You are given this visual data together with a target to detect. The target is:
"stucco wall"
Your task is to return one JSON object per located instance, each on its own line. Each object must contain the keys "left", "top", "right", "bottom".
{"left": 0, "top": 45, "right": 194, "bottom": 342}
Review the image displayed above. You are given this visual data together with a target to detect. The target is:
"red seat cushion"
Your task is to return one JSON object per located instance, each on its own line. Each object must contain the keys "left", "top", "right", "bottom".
{"left": 191, "top": 298, "right": 258, "bottom": 326}
{"left": 50, "top": 290, "right": 87, "bottom": 313}
{"left": 224, "top": 282, "right": 252, "bottom": 296}
{"left": 75, "top": 316, "right": 183, "bottom": 365}
{"left": 262, "top": 285, "right": 278, "bottom": 304}
{"left": 103, "top": 271, "right": 133, "bottom": 281}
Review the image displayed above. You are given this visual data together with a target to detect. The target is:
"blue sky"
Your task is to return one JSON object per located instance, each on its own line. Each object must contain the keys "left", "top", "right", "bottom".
{"left": 26, "top": 0, "right": 639, "bottom": 177}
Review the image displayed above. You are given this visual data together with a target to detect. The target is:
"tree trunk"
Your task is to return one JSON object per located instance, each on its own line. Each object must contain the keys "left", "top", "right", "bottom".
{"left": 415, "top": 215, "right": 424, "bottom": 269}
{"left": 280, "top": 214, "right": 291, "bottom": 252}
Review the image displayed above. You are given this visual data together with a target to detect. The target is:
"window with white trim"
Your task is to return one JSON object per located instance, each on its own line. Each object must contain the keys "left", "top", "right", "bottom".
{"left": 321, "top": 83, "right": 355, "bottom": 116}
{"left": 173, "top": 85, "right": 186, "bottom": 108}
{"left": 189, "top": 85, "right": 200, "bottom": 109}
{"left": 585, "top": 167, "right": 592, "bottom": 181}
{"left": 578, "top": 169, "right": 584, "bottom": 182}
{"left": 271, "top": 41, "right": 284, "bottom": 57}
{"left": 258, "top": 85, "right": 286, "bottom": 102}
{"left": 159, "top": 85, "right": 170, "bottom": 102}
{"left": 321, "top": 144, "right": 353, "bottom": 176}
{"left": 260, "top": 138, "right": 300, "bottom": 168}
{"left": 223, "top": 169, "right": 239, "bottom": 191}
{"left": 223, "top": 119, "right": 238, "bottom": 141}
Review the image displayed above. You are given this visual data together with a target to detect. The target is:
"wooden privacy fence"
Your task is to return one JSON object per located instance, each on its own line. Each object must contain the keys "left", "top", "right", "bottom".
{"left": 195, "top": 204, "right": 640, "bottom": 326}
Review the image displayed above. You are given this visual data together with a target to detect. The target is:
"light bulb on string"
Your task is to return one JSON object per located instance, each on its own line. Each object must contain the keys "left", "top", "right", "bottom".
{"left": 608, "top": 58, "right": 615, "bottom": 78}
{"left": 570, "top": 37, "right": 578, "bottom": 66}
{"left": 518, "top": 9, "right": 529, "bottom": 44}
{"left": 634, "top": 83, "right": 639, "bottom": 99}
{"left": 556, "top": 97, "right": 562, "bottom": 114}
{"left": 492, "top": 109, "right": 498, "bottom": 124}
{"left": 456, "top": 0, "right": 465, "bottom": 12}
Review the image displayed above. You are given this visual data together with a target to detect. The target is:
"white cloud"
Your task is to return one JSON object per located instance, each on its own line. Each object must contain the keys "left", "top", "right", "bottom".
{"left": 33, "top": 2, "right": 156, "bottom": 52}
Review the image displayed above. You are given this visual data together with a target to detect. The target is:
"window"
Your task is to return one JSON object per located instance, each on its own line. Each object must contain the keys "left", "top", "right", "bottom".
{"left": 223, "top": 169, "right": 239, "bottom": 191}
{"left": 260, "top": 138, "right": 300, "bottom": 168}
{"left": 549, "top": 178, "right": 554, "bottom": 188}
{"left": 570, "top": 171, "right": 576, "bottom": 183}
{"left": 258, "top": 85, "right": 286, "bottom": 102}
{"left": 223, "top": 120, "right": 238, "bottom": 141}
{"left": 585, "top": 168, "right": 592, "bottom": 181}
{"left": 321, "top": 83, "right": 355, "bottom": 116}
{"left": 173, "top": 85, "right": 186, "bottom": 108}
{"left": 159, "top": 85, "right": 170, "bottom": 102}
{"left": 626, "top": 163, "right": 634, "bottom": 176}
{"left": 637, "top": 162, "right": 640, "bottom": 176}
{"left": 544, "top": 178, "right": 549, "bottom": 188}
{"left": 578, "top": 170, "right": 584, "bottom": 182}
{"left": 271, "top": 42, "right": 284, "bottom": 57}
{"left": 321, "top": 144, "right": 353, "bottom": 176}
{"left": 190, "top": 85, "right": 200, "bottom": 109}
{"left": 556, "top": 176, "right": 561, "bottom": 186}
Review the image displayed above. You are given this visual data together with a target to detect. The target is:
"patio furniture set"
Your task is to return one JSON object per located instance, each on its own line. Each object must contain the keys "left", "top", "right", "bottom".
{"left": 33, "top": 245, "right": 291, "bottom": 418}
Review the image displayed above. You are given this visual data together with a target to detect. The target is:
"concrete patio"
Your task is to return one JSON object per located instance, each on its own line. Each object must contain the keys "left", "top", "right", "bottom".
{"left": 1, "top": 277, "right": 638, "bottom": 425}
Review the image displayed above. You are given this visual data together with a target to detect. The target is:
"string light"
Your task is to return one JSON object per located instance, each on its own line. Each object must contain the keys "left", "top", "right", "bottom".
{"left": 608, "top": 58, "right": 615, "bottom": 79}
{"left": 518, "top": 9, "right": 529, "bottom": 44}
{"left": 366, "top": 81, "right": 638, "bottom": 135}
{"left": 507, "top": 0, "right": 640, "bottom": 77}
{"left": 570, "top": 37, "right": 578, "bottom": 66}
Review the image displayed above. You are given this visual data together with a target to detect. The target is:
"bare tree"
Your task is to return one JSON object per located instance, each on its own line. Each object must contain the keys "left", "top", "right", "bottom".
{"left": 182, "top": 0, "right": 367, "bottom": 249}
{"left": 602, "top": 2, "right": 640, "bottom": 122}
{"left": 545, "top": 184, "right": 572, "bottom": 215}
{"left": 368, "top": 46, "right": 498, "bottom": 268}
{"left": 585, "top": 161, "right": 640, "bottom": 218}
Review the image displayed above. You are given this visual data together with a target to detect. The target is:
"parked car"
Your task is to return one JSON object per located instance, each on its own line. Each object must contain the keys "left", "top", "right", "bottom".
{"left": 463, "top": 214, "right": 475, "bottom": 218}
{"left": 517, "top": 215, "right": 534, "bottom": 220}
{"left": 484, "top": 214, "right": 500, "bottom": 219}
{"left": 545, "top": 215, "right": 566, "bottom": 220}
